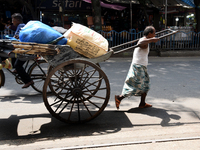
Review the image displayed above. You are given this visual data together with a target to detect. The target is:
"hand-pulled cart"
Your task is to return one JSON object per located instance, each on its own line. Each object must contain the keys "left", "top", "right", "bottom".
{"left": 10, "top": 41, "right": 113, "bottom": 124}
{"left": 1, "top": 28, "right": 178, "bottom": 124}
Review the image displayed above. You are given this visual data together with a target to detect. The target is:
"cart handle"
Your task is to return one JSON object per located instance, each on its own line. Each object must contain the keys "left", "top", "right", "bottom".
{"left": 112, "top": 29, "right": 179, "bottom": 55}
{"left": 157, "top": 29, "right": 179, "bottom": 40}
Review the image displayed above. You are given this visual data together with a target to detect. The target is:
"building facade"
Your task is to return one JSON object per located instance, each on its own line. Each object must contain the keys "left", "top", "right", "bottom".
{"left": 0, "top": 0, "right": 197, "bottom": 32}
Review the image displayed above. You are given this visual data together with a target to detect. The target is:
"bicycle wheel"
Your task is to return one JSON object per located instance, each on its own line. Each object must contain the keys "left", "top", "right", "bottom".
{"left": 28, "top": 60, "right": 51, "bottom": 93}
{"left": 0, "top": 70, "right": 5, "bottom": 88}
{"left": 43, "top": 59, "right": 110, "bottom": 124}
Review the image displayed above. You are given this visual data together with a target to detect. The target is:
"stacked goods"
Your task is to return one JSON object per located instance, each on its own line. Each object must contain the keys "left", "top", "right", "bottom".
{"left": 11, "top": 41, "right": 59, "bottom": 55}
{"left": 64, "top": 23, "right": 108, "bottom": 58}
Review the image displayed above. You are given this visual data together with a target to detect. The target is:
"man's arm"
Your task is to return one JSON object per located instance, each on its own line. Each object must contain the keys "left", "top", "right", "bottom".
{"left": 137, "top": 37, "right": 160, "bottom": 49}
{"left": 13, "top": 23, "right": 25, "bottom": 39}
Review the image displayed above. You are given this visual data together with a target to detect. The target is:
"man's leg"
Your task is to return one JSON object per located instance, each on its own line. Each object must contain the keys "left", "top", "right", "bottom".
{"left": 15, "top": 59, "right": 33, "bottom": 88}
{"left": 139, "top": 93, "right": 147, "bottom": 106}
{"left": 139, "top": 93, "right": 152, "bottom": 108}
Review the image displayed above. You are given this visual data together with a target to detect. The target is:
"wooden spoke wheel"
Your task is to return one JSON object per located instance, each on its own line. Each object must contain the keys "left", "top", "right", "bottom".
{"left": 43, "top": 59, "right": 110, "bottom": 124}
{"left": 47, "top": 63, "right": 102, "bottom": 101}
{"left": 28, "top": 60, "right": 51, "bottom": 93}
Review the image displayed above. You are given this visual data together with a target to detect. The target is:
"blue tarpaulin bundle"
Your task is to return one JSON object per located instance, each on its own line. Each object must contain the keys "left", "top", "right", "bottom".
{"left": 19, "top": 21, "right": 67, "bottom": 45}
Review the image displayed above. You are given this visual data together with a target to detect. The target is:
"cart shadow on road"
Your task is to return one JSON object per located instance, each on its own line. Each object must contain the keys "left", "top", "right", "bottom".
{"left": 0, "top": 94, "right": 43, "bottom": 104}
{"left": 0, "top": 110, "right": 133, "bottom": 145}
{"left": 0, "top": 107, "right": 200, "bottom": 146}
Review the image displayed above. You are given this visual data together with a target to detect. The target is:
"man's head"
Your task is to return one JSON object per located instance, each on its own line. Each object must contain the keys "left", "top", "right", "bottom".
{"left": 143, "top": 26, "right": 156, "bottom": 38}
{"left": 12, "top": 13, "right": 23, "bottom": 26}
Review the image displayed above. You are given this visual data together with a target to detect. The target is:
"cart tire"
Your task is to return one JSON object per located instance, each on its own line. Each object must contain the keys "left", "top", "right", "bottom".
{"left": 28, "top": 60, "right": 51, "bottom": 93}
{"left": 43, "top": 59, "right": 110, "bottom": 124}
{"left": 0, "top": 70, "right": 5, "bottom": 88}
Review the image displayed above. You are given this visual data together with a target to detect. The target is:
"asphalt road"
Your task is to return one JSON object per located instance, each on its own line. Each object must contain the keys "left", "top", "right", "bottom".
{"left": 0, "top": 56, "right": 200, "bottom": 150}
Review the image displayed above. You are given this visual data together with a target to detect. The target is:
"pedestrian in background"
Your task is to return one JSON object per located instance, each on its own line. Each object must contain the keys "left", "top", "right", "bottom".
{"left": 4, "top": 19, "right": 11, "bottom": 35}
{"left": 0, "top": 17, "right": 5, "bottom": 31}
{"left": 115, "top": 26, "right": 159, "bottom": 109}
{"left": 0, "top": 17, "right": 12, "bottom": 70}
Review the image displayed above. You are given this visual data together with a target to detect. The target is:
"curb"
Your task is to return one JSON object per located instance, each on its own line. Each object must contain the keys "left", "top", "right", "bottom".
{"left": 159, "top": 50, "right": 200, "bottom": 57}
{"left": 111, "top": 50, "right": 200, "bottom": 57}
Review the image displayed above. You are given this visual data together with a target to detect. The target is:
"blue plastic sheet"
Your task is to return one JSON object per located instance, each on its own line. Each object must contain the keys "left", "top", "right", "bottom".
{"left": 19, "top": 21, "right": 67, "bottom": 45}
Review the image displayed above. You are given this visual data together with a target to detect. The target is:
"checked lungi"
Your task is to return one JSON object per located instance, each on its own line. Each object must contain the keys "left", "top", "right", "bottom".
{"left": 121, "top": 64, "right": 150, "bottom": 97}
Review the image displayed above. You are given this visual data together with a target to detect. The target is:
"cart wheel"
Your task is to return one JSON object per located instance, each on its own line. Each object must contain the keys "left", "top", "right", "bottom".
{"left": 43, "top": 59, "right": 110, "bottom": 123}
{"left": 48, "top": 63, "right": 102, "bottom": 100}
{"left": 28, "top": 60, "right": 51, "bottom": 93}
{"left": 0, "top": 70, "right": 5, "bottom": 88}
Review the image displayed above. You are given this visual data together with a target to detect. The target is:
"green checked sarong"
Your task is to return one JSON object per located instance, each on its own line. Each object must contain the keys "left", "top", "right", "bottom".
{"left": 121, "top": 64, "right": 150, "bottom": 97}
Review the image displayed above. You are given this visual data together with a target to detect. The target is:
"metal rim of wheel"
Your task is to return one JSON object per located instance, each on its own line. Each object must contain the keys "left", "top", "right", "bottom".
{"left": 43, "top": 59, "right": 110, "bottom": 124}
{"left": 28, "top": 60, "right": 51, "bottom": 93}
